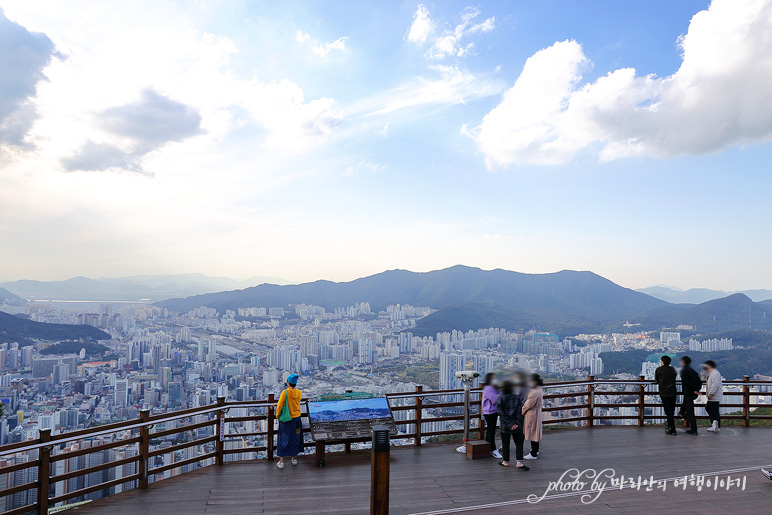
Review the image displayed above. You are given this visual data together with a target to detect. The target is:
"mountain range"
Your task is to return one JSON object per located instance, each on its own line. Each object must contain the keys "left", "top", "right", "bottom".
{"left": 156, "top": 265, "right": 772, "bottom": 336}
{"left": 0, "top": 273, "right": 293, "bottom": 302}
{"left": 637, "top": 285, "right": 772, "bottom": 304}
{"left": 157, "top": 266, "right": 665, "bottom": 314}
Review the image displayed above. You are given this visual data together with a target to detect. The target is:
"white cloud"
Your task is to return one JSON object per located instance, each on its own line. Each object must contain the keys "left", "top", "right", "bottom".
{"left": 429, "top": 7, "right": 495, "bottom": 59}
{"left": 0, "top": 8, "right": 58, "bottom": 149}
{"left": 475, "top": 40, "right": 592, "bottom": 166}
{"left": 351, "top": 65, "right": 504, "bottom": 117}
{"left": 406, "top": 5, "right": 432, "bottom": 43}
{"left": 312, "top": 36, "right": 348, "bottom": 57}
{"left": 296, "top": 29, "right": 348, "bottom": 58}
{"left": 476, "top": 0, "right": 772, "bottom": 167}
{"left": 61, "top": 89, "right": 203, "bottom": 173}
{"left": 406, "top": 5, "right": 495, "bottom": 59}
{"left": 343, "top": 160, "right": 386, "bottom": 176}
{"left": 295, "top": 30, "right": 310, "bottom": 43}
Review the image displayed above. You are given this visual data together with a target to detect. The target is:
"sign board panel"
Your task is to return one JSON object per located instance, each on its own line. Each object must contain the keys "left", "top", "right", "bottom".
{"left": 308, "top": 397, "right": 397, "bottom": 441}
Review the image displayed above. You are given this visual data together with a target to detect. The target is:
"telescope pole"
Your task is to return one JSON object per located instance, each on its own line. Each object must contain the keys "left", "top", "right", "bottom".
{"left": 463, "top": 380, "right": 470, "bottom": 444}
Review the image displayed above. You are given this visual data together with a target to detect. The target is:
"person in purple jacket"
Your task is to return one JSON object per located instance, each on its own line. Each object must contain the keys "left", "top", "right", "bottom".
{"left": 481, "top": 372, "right": 501, "bottom": 458}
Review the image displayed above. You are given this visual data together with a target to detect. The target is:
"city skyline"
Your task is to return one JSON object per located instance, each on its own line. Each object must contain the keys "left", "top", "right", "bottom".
{"left": 3, "top": 0, "right": 772, "bottom": 290}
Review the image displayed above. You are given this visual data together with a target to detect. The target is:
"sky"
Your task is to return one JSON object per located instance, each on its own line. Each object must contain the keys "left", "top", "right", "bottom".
{"left": 2, "top": 0, "right": 772, "bottom": 291}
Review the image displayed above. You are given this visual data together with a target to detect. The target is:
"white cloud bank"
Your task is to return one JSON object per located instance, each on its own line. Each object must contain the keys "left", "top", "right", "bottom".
{"left": 476, "top": 0, "right": 772, "bottom": 167}
{"left": 0, "top": 2, "right": 343, "bottom": 175}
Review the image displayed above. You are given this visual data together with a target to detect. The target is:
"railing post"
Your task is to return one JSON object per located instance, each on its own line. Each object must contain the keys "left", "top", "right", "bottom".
{"left": 215, "top": 396, "right": 225, "bottom": 466}
{"left": 743, "top": 375, "right": 751, "bottom": 428}
{"left": 139, "top": 409, "right": 150, "bottom": 489}
{"left": 476, "top": 389, "right": 484, "bottom": 440}
{"left": 587, "top": 376, "right": 595, "bottom": 428}
{"left": 267, "top": 393, "right": 275, "bottom": 460}
{"left": 638, "top": 375, "right": 646, "bottom": 427}
{"left": 36, "top": 428, "right": 51, "bottom": 515}
{"left": 370, "top": 426, "right": 390, "bottom": 515}
{"left": 414, "top": 386, "right": 422, "bottom": 447}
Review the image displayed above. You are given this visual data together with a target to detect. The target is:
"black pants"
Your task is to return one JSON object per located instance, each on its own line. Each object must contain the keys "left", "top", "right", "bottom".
{"left": 682, "top": 396, "right": 697, "bottom": 432}
{"left": 661, "top": 396, "right": 676, "bottom": 432}
{"left": 529, "top": 441, "right": 539, "bottom": 456}
{"left": 483, "top": 413, "right": 498, "bottom": 451}
{"left": 501, "top": 432, "right": 524, "bottom": 462}
{"left": 706, "top": 401, "right": 721, "bottom": 427}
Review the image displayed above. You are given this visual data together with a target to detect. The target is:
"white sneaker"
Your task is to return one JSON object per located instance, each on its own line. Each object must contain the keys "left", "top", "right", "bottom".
{"left": 491, "top": 450, "right": 502, "bottom": 459}
{"left": 524, "top": 453, "right": 538, "bottom": 460}
{"left": 762, "top": 469, "right": 772, "bottom": 481}
{"left": 276, "top": 462, "right": 284, "bottom": 469}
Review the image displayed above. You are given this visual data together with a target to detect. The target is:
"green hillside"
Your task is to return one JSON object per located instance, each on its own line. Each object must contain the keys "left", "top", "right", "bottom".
{"left": 0, "top": 311, "right": 110, "bottom": 345}
{"left": 600, "top": 348, "right": 772, "bottom": 380}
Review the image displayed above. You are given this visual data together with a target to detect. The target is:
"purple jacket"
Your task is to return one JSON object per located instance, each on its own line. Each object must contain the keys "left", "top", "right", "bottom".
{"left": 482, "top": 385, "right": 499, "bottom": 415}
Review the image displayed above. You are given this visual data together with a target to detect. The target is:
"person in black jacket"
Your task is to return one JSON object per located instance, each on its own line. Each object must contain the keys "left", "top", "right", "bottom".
{"left": 655, "top": 355, "right": 678, "bottom": 435}
{"left": 679, "top": 356, "right": 702, "bottom": 435}
{"left": 497, "top": 378, "right": 528, "bottom": 470}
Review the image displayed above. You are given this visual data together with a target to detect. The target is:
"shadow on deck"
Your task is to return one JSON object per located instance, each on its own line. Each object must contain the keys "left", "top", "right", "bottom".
{"left": 71, "top": 426, "right": 772, "bottom": 514}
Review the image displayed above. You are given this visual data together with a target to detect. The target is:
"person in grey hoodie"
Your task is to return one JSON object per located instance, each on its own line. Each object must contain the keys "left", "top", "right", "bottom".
{"left": 704, "top": 360, "right": 723, "bottom": 432}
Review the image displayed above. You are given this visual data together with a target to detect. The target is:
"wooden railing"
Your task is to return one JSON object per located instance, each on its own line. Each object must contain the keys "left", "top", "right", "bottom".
{"left": 0, "top": 376, "right": 770, "bottom": 514}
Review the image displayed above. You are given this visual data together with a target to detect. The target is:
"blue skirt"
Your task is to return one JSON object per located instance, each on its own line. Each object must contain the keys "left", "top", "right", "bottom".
{"left": 277, "top": 417, "right": 303, "bottom": 457}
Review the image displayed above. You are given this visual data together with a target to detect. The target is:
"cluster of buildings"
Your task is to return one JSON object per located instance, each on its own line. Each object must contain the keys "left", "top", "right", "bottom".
{"left": 689, "top": 338, "right": 734, "bottom": 352}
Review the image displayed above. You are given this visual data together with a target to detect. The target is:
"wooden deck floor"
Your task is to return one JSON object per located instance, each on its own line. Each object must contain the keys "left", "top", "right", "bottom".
{"left": 71, "top": 426, "right": 772, "bottom": 514}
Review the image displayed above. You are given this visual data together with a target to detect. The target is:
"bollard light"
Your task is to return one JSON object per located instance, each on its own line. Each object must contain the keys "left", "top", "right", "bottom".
{"left": 371, "top": 425, "right": 390, "bottom": 515}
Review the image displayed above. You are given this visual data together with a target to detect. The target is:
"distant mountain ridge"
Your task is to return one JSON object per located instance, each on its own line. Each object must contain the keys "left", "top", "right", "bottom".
{"left": 157, "top": 265, "right": 667, "bottom": 333}
{"left": 637, "top": 285, "right": 772, "bottom": 304}
{"left": 156, "top": 266, "right": 772, "bottom": 337}
{"left": 0, "top": 273, "right": 294, "bottom": 302}
{"left": 621, "top": 293, "right": 772, "bottom": 333}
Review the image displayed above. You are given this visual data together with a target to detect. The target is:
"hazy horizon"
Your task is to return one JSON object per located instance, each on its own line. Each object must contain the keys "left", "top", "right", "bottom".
{"left": 2, "top": 265, "right": 771, "bottom": 294}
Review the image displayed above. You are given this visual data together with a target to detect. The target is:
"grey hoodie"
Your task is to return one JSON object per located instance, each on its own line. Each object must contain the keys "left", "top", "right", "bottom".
{"left": 706, "top": 368, "right": 723, "bottom": 403}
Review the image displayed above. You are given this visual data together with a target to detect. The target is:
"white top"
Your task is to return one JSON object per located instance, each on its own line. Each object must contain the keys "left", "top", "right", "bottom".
{"left": 706, "top": 368, "right": 723, "bottom": 403}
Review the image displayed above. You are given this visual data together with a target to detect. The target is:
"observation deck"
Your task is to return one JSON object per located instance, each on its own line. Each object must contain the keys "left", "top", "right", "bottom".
{"left": 1, "top": 378, "right": 771, "bottom": 514}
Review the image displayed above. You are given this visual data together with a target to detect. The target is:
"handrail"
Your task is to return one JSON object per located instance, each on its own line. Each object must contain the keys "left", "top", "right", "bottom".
{"left": 0, "top": 375, "right": 770, "bottom": 514}
{"left": 3, "top": 377, "right": 767, "bottom": 457}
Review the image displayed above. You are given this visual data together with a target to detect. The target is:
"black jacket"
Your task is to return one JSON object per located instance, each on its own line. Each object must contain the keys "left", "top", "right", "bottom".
{"left": 497, "top": 392, "right": 524, "bottom": 434}
{"left": 680, "top": 365, "right": 702, "bottom": 400}
{"left": 655, "top": 365, "right": 677, "bottom": 397}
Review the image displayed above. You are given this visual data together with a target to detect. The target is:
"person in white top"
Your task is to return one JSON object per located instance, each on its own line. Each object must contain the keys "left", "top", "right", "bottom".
{"left": 704, "top": 360, "right": 723, "bottom": 433}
